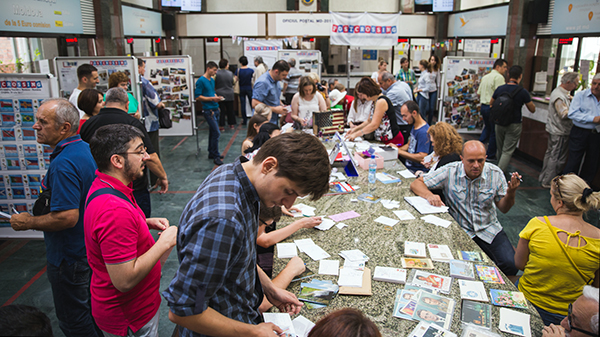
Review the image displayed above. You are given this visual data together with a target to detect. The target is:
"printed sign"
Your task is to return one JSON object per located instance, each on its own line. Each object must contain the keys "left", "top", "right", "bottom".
{"left": 0, "top": 0, "right": 83, "bottom": 34}
{"left": 330, "top": 12, "right": 400, "bottom": 47}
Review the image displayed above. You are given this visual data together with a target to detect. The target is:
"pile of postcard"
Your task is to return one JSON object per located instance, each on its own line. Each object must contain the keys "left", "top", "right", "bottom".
{"left": 297, "top": 279, "right": 339, "bottom": 309}
{"left": 394, "top": 287, "right": 455, "bottom": 330}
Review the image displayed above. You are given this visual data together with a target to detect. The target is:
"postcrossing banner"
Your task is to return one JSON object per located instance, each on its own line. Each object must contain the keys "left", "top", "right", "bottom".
{"left": 330, "top": 12, "right": 400, "bottom": 46}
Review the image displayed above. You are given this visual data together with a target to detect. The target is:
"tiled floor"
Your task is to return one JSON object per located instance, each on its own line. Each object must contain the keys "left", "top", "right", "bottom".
{"left": 0, "top": 117, "right": 597, "bottom": 337}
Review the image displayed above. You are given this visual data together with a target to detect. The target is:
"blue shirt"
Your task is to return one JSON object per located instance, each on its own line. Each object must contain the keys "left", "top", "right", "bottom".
{"left": 423, "top": 161, "right": 507, "bottom": 244}
{"left": 236, "top": 68, "right": 254, "bottom": 91}
{"left": 568, "top": 88, "right": 600, "bottom": 130}
{"left": 195, "top": 76, "right": 218, "bottom": 110}
{"left": 383, "top": 81, "right": 412, "bottom": 125}
{"left": 140, "top": 76, "right": 161, "bottom": 132}
{"left": 405, "top": 124, "right": 431, "bottom": 172}
{"left": 163, "top": 157, "right": 263, "bottom": 337}
{"left": 252, "top": 72, "right": 281, "bottom": 108}
{"left": 43, "top": 135, "right": 97, "bottom": 266}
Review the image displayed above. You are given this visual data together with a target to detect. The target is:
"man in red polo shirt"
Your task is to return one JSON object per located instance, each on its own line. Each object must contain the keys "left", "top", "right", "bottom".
{"left": 84, "top": 124, "right": 177, "bottom": 337}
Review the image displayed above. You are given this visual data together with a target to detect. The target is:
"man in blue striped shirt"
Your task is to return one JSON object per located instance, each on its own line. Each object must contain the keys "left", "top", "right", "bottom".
{"left": 410, "top": 140, "right": 522, "bottom": 280}
{"left": 164, "top": 133, "right": 330, "bottom": 337}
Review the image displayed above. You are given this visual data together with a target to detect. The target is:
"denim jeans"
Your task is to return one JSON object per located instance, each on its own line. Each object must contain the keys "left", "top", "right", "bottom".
{"left": 133, "top": 188, "right": 151, "bottom": 218}
{"left": 479, "top": 104, "right": 497, "bottom": 158}
{"left": 47, "top": 257, "right": 102, "bottom": 337}
{"left": 533, "top": 305, "right": 566, "bottom": 326}
{"left": 563, "top": 126, "right": 600, "bottom": 184}
{"left": 239, "top": 88, "right": 252, "bottom": 125}
{"left": 472, "top": 230, "right": 518, "bottom": 276}
{"left": 427, "top": 90, "right": 437, "bottom": 125}
{"left": 203, "top": 109, "right": 221, "bottom": 159}
{"left": 416, "top": 94, "right": 428, "bottom": 121}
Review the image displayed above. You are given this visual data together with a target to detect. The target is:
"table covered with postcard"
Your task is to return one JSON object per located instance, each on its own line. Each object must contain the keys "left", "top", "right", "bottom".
{"left": 269, "top": 135, "right": 545, "bottom": 337}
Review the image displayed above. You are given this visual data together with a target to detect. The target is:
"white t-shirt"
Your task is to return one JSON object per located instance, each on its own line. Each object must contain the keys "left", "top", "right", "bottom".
{"left": 68, "top": 88, "right": 85, "bottom": 118}
{"left": 371, "top": 71, "right": 379, "bottom": 83}
{"left": 298, "top": 93, "right": 321, "bottom": 122}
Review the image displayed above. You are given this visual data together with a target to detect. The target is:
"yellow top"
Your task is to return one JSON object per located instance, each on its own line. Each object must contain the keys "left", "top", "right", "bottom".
{"left": 518, "top": 216, "right": 600, "bottom": 315}
{"left": 477, "top": 69, "right": 505, "bottom": 105}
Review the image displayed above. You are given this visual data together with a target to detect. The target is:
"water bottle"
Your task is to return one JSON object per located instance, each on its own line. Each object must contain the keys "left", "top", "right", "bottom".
{"left": 368, "top": 155, "right": 377, "bottom": 185}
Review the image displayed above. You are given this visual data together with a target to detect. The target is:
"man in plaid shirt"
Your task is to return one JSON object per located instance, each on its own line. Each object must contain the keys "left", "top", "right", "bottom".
{"left": 164, "top": 133, "right": 331, "bottom": 337}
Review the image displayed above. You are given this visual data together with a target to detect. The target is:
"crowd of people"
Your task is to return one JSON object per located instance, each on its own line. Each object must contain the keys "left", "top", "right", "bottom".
{"left": 2, "top": 54, "right": 599, "bottom": 337}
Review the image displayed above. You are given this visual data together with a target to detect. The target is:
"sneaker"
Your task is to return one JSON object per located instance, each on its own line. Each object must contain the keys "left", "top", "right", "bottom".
{"left": 229, "top": 125, "right": 235, "bottom": 129}
{"left": 213, "top": 157, "right": 224, "bottom": 166}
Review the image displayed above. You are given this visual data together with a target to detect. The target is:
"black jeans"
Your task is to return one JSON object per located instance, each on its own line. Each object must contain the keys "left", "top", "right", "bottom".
{"left": 218, "top": 100, "right": 236, "bottom": 126}
{"left": 563, "top": 125, "right": 600, "bottom": 185}
{"left": 472, "top": 230, "right": 518, "bottom": 276}
{"left": 133, "top": 188, "right": 151, "bottom": 218}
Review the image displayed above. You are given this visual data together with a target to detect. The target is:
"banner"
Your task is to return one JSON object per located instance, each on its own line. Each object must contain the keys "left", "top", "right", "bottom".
{"left": 243, "top": 40, "right": 283, "bottom": 70}
{"left": 330, "top": 12, "right": 400, "bottom": 47}
{"left": 448, "top": 5, "right": 508, "bottom": 37}
{"left": 0, "top": 0, "right": 83, "bottom": 35}
{"left": 551, "top": 0, "right": 600, "bottom": 35}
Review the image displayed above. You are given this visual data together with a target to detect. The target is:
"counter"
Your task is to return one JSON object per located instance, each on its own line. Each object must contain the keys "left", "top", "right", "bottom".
{"left": 272, "top": 162, "right": 544, "bottom": 337}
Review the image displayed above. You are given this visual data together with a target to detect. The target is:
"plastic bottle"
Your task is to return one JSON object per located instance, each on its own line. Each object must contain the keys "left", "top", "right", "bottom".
{"left": 368, "top": 155, "right": 377, "bottom": 185}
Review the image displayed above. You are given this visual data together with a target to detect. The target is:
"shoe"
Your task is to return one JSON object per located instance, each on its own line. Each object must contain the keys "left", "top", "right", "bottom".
{"left": 208, "top": 154, "right": 224, "bottom": 159}
{"left": 219, "top": 127, "right": 225, "bottom": 132}
{"left": 213, "top": 157, "right": 224, "bottom": 166}
{"left": 229, "top": 125, "right": 235, "bottom": 129}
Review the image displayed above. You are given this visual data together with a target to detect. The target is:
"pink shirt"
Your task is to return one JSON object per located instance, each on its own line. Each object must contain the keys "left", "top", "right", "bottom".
{"left": 84, "top": 170, "right": 161, "bottom": 335}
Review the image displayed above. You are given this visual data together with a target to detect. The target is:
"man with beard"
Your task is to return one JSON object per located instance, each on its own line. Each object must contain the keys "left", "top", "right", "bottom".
{"left": 80, "top": 87, "right": 169, "bottom": 218}
{"left": 84, "top": 124, "right": 177, "bottom": 336}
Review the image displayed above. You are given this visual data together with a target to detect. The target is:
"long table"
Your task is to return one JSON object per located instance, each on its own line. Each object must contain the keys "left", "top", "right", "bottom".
{"left": 272, "top": 160, "right": 544, "bottom": 337}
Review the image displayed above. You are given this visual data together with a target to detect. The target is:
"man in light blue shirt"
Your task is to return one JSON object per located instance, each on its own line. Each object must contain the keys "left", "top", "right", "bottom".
{"left": 410, "top": 140, "right": 522, "bottom": 279}
{"left": 563, "top": 74, "right": 600, "bottom": 184}
{"left": 379, "top": 71, "right": 413, "bottom": 143}
{"left": 252, "top": 60, "right": 290, "bottom": 125}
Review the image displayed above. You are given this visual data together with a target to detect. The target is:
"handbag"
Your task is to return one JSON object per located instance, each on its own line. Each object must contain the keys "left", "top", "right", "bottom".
{"left": 233, "top": 70, "right": 240, "bottom": 95}
{"left": 33, "top": 188, "right": 52, "bottom": 216}
{"left": 543, "top": 216, "right": 594, "bottom": 285}
{"left": 158, "top": 107, "right": 172, "bottom": 129}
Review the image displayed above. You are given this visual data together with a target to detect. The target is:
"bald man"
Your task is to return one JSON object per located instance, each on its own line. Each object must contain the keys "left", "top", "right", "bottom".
{"left": 410, "top": 141, "right": 522, "bottom": 280}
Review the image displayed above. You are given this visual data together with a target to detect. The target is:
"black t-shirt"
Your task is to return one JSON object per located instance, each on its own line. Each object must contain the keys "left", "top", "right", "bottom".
{"left": 377, "top": 95, "right": 400, "bottom": 138}
{"left": 437, "top": 153, "right": 461, "bottom": 169}
{"left": 80, "top": 107, "right": 156, "bottom": 191}
{"left": 491, "top": 84, "right": 531, "bottom": 124}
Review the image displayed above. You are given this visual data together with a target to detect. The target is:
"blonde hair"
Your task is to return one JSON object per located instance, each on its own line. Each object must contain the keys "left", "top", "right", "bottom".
{"left": 307, "top": 72, "right": 320, "bottom": 84}
{"left": 552, "top": 174, "right": 600, "bottom": 213}
{"left": 254, "top": 103, "right": 272, "bottom": 121}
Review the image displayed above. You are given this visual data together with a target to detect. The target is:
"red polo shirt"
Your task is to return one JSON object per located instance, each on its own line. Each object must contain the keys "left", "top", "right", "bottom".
{"left": 84, "top": 170, "right": 161, "bottom": 335}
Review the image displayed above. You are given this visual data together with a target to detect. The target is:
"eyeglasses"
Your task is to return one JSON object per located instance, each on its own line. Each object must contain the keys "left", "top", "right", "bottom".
{"left": 117, "top": 147, "right": 148, "bottom": 157}
{"left": 567, "top": 303, "right": 598, "bottom": 336}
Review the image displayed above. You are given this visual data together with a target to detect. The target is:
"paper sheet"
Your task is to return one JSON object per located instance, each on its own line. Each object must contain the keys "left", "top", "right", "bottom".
{"left": 404, "top": 196, "right": 449, "bottom": 214}
{"left": 295, "top": 239, "right": 331, "bottom": 260}
{"left": 421, "top": 215, "right": 452, "bottom": 228}
{"left": 380, "top": 199, "right": 401, "bottom": 209}
{"left": 263, "top": 313, "right": 296, "bottom": 337}
{"left": 276, "top": 243, "right": 298, "bottom": 259}
{"left": 393, "top": 210, "right": 416, "bottom": 220}
{"left": 336, "top": 222, "right": 348, "bottom": 229}
{"left": 318, "top": 260, "right": 340, "bottom": 276}
{"left": 294, "top": 238, "right": 315, "bottom": 253}
{"left": 499, "top": 308, "right": 531, "bottom": 337}
{"left": 339, "top": 249, "right": 369, "bottom": 262}
{"left": 374, "top": 215, "right": 399, "bottom": 227}
{"left": 293, "top": 203, "right": 316, "bottom": 216}
{"left": 329, "top": 211, "right": 361, "bottom": 222}
{"left": 343, "top": 259, "right": 365, "bottom": 270}
{"left": 292, "top": 315, "right": 315, "bottom": 337}
{"left": 314, "top": 218, "right": 336, "bottom": 231}
{"left": 338, "top": 268, "right": 364, "bottom": 287}
{"left": 397, "top": 169, "right": 416, "bottom": 178}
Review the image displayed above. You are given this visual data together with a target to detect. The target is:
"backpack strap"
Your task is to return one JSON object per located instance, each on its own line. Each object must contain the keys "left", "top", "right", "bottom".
{"left": 86, "top": 187, "right": 134, "bottom": 209}
{"left": 508, "top": 85, "right": 523, "bottom": 98}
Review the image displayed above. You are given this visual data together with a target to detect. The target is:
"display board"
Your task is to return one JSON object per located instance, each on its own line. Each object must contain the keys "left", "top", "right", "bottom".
{"left": 53, "top": 57, "right": 140, "bottom": 104}
{"left": 0, "top": 0, "right": 84, "bottom": 35}
{"left": 244, "top": 40, "right": 283, "bottom": 70}
{"left": 121, "top": 5, "right": 162, "bottom": 37}
{"left": 277, "top": 50, "right": 322, "bottom": 79}
{"left": 0, "top": 74, "right": 59, "bottom": 239}
{"left": 140, "top": 56, "right": 195, "bottom": 137}
{"left": 439, "top": 57, "right": 495, "bottom": 133}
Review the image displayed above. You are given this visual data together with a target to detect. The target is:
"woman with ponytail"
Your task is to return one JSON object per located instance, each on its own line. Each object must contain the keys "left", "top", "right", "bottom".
{"left": 514, "top": 173, "right": 600, "bottom": 326}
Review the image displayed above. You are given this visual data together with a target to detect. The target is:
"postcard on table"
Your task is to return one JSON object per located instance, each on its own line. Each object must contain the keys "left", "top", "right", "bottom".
{"left": 428, "top": 244, "right": 454, "bottom": 262}
{"left": 410, "top": 291, "right": 455, "bottom": 330}
{"left": 374, "top": 215, "right": 399, "bottom": 227}
{"left": 489, "top": 289, "right": 528, "bottom": 309}
{"left": 408, "top": 270, "right": 453, "bottom": 294}
{"left": 458, "top": 279, "right": 489, "bottom": 302}
{"left": 401, "top": 257, "right": 434, "bottom": 270}
{"left": 404, "top": 241, "right": 427, "bottom": 258}
{"left": 292, "top": 315, "right": 315, "bottom": 337}
{"left": 461, "top": 300, "right": 492, "bottom": 330}
{"left": 329, "top": 210, "right": 360, "bottom": 222}
{"left": 339, "top": 267, "right": 372, "bottom": 295}
{"left": 475, "top": 265, "right": 505, "bottom": 284}
{"left": 408, "top": 321, "right": 457, "bottom": 337}
{"left": 318, "top": 260, "right": 339, "bottom": 276}
{"left": 373, "top": 266, "right": 407, "bottom": 284}
{"left": 393, "top": 210, "right": 416, "bottom": 221}
{"left": 499, "top": 308, "right": 531, "bottom": 337}
{"left": 276, "top": 243, "right": 298, "bottom": 259}
{"left": 449, "top": 259, "right": 475, "bottom": 280}
{"left": 457, "top": 250, "right": 488, "bottom": 262}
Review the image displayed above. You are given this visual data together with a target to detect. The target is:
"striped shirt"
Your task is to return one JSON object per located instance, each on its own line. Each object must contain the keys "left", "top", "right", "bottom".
{"left": 423, "top": 161, "right": 507, "bottom": 244}
{"left": 163, "top": 157, "right": 263, "bottom": 337}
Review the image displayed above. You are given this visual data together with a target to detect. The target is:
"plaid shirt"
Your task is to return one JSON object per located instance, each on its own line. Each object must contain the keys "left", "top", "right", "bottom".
{"left": 397, "top": 68, "right": 416, "bottom": 91}
{"left": 423, "top": 161, "right": 507, "bottom": 244}
{"left": 163, "top": 157, "right": 263, "bottom": 337}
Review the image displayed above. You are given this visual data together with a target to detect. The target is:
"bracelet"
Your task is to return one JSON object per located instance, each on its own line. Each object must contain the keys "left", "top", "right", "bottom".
{"left": 361, "top": 130, "right": 364, "bottom": 136}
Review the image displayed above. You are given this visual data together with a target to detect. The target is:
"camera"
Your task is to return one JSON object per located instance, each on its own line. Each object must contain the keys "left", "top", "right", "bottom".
{"left": 316, "top": 83, "right": 325, "bottom": 91}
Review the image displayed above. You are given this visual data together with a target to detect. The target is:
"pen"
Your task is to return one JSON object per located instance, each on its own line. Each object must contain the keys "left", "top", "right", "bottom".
{"left": 416, "top": 172, "right": 422, "bottom": 179}
{"left": 11, "top": 206, "right": 19, "bottom": 214}
{"left": 510, "top": 172, "right": 523, "bottom": 182}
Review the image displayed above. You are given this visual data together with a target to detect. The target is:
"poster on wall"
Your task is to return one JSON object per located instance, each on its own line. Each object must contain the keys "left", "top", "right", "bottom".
{"left": 0, "top": 0, "right": 84, "bottom": 35}
{"left": 54, "top": 57, "right": 140, "bottom": 103}
{"left": 277, "top": 50, "right": 322, "bottom": 79}
{"left": 439, "top": 57, "right": 495, "bottom": 133}
{"left": 0, "top": 74, "right": 59, "bottom": 239}
{"left": 141, "top": 56, "right": 195, "bottom": 137}
{"left": 244, "top": 40, "right": 283, "bottom": 71}
{"left": 330, "top": 12, "right": 400, "bottom": 47}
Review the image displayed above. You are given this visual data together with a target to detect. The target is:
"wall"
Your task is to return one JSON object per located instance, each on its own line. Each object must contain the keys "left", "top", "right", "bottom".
{"left": 329, "top": 0, "right": 399, "bottom": 13}
{"left": 206, "top": 0, "right": 286, "bottom": 12}
{"left": 460, "top": 0, "right": 509, "bottom": 11}
{"left": 177, "top": 14, "right": 266, "bottom": 37}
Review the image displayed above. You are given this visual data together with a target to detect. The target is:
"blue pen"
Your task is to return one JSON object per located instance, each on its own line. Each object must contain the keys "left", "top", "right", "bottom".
{"left": 11, "top": 206, "right": 19, "bottom": 214}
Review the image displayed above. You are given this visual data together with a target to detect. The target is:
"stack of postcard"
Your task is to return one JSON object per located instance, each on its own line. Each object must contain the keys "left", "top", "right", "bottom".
{"left": 461, "top": 300, "right": 492, "bottom": 330}
{"left": 407, "top": 270, "right": 453, "bottom": 294}
{"left": 408, "top": 321, "right": 457, "bottom": 337}
{"left": 396, "top": 289, "right": 455, "bottom": 329}
{"left": 458, "top": 279, "right": 489, "bottom": 302}
{"left": 393, "top": 285, "right": 437, "bottom": 321}
{"left": 428, "top": 244, "right": 454, "bottom": 262}
{"left": 457, "top": 250, "right": 489, "bottom": 263}
{"left": 297, "top": 279, "right": 339, "bottom": 309}
{"left": 449, "top": 259, "right": 476, "bottom": 280}
{"left": 404, "top": 241, "right": 427, "bottom": 258}
{"left": 401, "top": 257, "right": 434, "bottom": 270}
{"left": 475, "top": 265, "right": 505, "bottom": 284}
{"left": 490, "top": 289, "right": 528, "bottom": 309}
{"left": 373, "top": 266, "right": 407, "bottom": 284}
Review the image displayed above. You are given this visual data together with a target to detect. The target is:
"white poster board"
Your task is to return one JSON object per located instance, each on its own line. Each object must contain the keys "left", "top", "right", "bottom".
{"left": 244, "top": 40, "right": 284, "bottom": 71}
{"left": 0, "top": 74, "right": 59, "bottom": 239}
{"left": 53, "top": 56, "right": 140, "bottom": 104}
{"left": 277, "top": 50, "right": 322, "bottom": 79}
{"left": 439, "top": 57, "right": 495, "bottom": 133}
{"left": 141, "top": 56, "right": 195, "bottom": 137}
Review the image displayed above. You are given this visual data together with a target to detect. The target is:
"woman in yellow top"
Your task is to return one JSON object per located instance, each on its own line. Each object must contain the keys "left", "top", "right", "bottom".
{"left": 514, "top": 173, "right": 600, "bottom": 326}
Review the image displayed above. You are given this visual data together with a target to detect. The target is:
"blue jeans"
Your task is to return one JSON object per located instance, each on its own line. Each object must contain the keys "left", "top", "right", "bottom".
{"left": 472, "top": 230, "right": 518, "bottom": 276}
{"left": 133, "top": 189, "right": 151, "bottom": 218}
{"left": 533, "top": 305, "right": 566, "bottom": 326}
{"left": 270, "top": 112, "right": 280, "bottom": 125}
{"left": 47, "top": 257, "right": 102, "bottom": 337}
{"left": 427, "top": 90, "right": 437, "bottom": 125}
{"left": 416, "top": 94, "right": 428, "bottom": 121}
{"left": 479, "top": 104, "right": 497, "bottom": 158}
{"left": 563, "top": 126, "right": 600, "bottom": 184}
{"left": 203, "top": 109, "right": 221, "bottom": 159}
{"left": 239, "top": 88, "right": 252, "bottom": 125}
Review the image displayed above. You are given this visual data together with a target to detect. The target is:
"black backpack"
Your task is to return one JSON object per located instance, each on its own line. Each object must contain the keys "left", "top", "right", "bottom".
{"left": 490, "top": 85, "right": 523, "bottom": 126}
